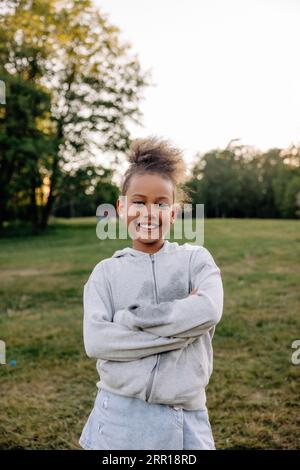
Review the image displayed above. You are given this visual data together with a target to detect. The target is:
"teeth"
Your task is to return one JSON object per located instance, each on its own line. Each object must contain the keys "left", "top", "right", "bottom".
{"left": 138, "top": 223, "right": 159, "bottom": 229}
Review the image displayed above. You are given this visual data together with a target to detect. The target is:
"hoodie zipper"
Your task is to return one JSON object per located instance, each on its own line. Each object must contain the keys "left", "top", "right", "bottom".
{"left": 145, "top": 253, "right": 160, "bottom": 401}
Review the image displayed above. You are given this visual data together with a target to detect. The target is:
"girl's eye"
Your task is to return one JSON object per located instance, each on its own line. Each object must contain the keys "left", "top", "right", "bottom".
{"left": 132, "top": 201, "right": 169, "bottom": 208}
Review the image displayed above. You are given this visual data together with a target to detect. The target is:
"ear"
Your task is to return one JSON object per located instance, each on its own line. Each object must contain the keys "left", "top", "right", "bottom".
{"left": 170, "top": 203, "right": 179, "bottom": 224}
{"left": 116, "top": 198, "right": 123, "bottom": 219}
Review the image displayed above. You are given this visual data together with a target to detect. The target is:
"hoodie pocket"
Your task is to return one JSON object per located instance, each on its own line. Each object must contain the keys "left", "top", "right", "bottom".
{"left": 190, "top": 337, "right": 210, "bottom": 380}
{"left": 190, "top": 341, "right": 203, "bottom": 373}
{"left": 97, "top": 355, "right": 158, "bottom": 399}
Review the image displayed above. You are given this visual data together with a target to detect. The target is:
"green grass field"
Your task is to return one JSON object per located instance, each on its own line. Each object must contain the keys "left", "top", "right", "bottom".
{"left": 0, "top": 217, "right": 299, "bottom": 449}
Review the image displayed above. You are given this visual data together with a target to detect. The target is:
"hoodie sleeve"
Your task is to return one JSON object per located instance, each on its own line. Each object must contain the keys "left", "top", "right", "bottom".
{"left": 83, "top": 263, "right": 195, "bottom": 362}
{"left": 113, "top": 247, "right": 223, "bottom": 339}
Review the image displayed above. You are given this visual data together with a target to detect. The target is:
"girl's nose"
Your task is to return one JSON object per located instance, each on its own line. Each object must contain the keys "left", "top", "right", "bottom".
{"left": 145, "top": 203, "right": 160, "bottom": 220}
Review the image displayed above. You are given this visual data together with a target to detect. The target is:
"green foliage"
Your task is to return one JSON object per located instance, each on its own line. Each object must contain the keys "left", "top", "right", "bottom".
{"left": 282, "top": 175, "right": 300, "bottom": 218}
{"left": 0, "top": 0, "right": 150, "bottom": 234}
{"left": 52, "top": 165, "right": 120, "bottom": 218}
{"left": 186, "top": 141, "right": 300, "bottom": 219}
{"left": 0, "top": 71, "right": 54, "bottom": 232}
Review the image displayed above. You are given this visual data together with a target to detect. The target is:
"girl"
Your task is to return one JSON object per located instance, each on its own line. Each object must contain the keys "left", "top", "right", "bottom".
{"left": 79, "top": 136, "right": 224, "bottom": 450}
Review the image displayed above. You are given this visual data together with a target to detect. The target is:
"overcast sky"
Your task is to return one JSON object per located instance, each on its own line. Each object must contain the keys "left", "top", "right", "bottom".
{"left": 95, "top": 0, "right": 300, "bottom": 167}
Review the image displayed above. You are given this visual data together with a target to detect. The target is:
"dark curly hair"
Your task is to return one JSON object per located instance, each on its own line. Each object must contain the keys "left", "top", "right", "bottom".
{"left": 121, "top": 135, "right": 191, "bottom": 207}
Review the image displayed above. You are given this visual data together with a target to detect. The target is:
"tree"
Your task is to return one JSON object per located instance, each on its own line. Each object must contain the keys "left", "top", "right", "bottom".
{"left": 282, "top": 176, "right": 300, "bottom": 218}
{"left": 0, "top": 71, "right": 54, "bottom": 233}
{"left": 52, "top": 164, "right": 119, "bottom": 218}
{"left": 0, "top": 0, "right": 150, "bottom": 233}
{"left": 186, "top": 141, "right": 299, "bottom": 219}
{"left": 186, "top": 146, "right": 254, "bottom": 218}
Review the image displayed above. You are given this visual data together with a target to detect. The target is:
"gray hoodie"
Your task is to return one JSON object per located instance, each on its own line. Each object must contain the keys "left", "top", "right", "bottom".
{"left": 83, "top": 239, "right": 224, "bottom": 410}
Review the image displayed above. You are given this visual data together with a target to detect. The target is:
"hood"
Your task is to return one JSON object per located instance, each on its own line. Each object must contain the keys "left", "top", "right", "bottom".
{"left": 112, "top": 239, "right": 177, "bottom": 258}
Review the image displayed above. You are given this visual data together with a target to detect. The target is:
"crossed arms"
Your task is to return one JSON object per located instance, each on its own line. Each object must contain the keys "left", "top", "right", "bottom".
{"left": 83, "top": 249, "right": 223, "bottom": 362}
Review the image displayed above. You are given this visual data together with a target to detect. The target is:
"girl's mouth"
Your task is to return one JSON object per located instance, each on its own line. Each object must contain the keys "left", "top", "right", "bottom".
{"left": 136, "top": 222, "right": 160, "bottom": 232}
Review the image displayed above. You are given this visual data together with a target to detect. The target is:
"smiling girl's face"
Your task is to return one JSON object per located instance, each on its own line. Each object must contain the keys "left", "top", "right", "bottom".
{"left": 116, "top": 172, "right": 177, "bottom": 253}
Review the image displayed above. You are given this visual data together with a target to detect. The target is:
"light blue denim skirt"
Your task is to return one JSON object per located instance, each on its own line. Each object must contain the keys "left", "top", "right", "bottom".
{"left": 79, "top": 388, "right": 216, "bottom": 450}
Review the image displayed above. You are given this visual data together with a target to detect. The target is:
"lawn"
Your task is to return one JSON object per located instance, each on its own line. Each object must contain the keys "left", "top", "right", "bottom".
{"left": 0, "top": 217, "right": 299, "bottom": 449}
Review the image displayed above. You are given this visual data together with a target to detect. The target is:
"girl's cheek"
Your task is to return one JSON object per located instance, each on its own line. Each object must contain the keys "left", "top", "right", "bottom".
{"left": 161, "top": 211, "right": 172, "bottom": 226}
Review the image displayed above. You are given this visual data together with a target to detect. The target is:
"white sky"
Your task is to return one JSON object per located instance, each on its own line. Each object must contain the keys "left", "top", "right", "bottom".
{"left": 95, "top": 0, "right": 300, "bottom": 167}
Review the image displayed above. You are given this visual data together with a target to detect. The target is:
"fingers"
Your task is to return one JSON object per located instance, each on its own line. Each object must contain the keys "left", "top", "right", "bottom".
{"left": 188, "top": 287, "right": 198, "bottom": 296}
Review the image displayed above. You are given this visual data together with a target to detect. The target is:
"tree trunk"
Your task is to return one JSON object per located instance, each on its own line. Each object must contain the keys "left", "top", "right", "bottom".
{"left": 40, "top": 119, "right": 64, "bottom": 231}
{"left": 30, "top": 174, "right": 39, "bottom": 235}
{"left": 40, "top": 155, "right": 59, "bottom": 230}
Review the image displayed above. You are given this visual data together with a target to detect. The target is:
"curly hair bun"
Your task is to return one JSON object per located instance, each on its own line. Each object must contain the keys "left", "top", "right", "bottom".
{"left": 121, "top": 135, "right": 191, "bottom": 205}
{"left": 127, "top": 135, "right": 186, "bottom": 184}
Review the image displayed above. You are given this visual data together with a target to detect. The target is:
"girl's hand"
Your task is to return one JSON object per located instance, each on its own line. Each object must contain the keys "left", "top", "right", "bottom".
{"left": 188, "top": 287, "right": 198, "bottom": 297}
